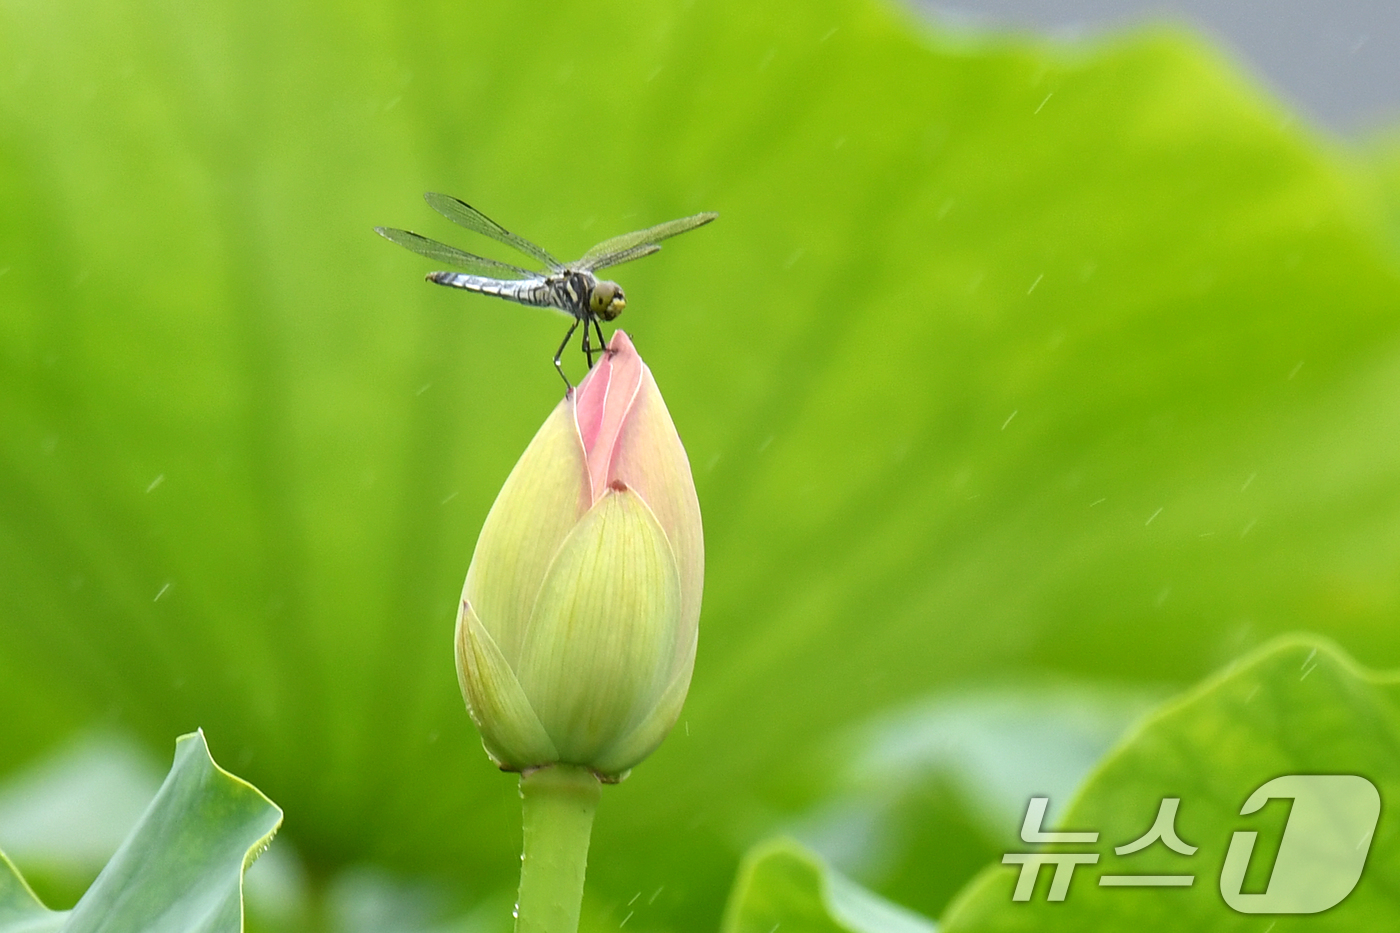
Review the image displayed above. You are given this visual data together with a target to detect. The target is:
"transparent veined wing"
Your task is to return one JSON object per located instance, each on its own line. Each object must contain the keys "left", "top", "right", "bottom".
{"left": 374, "top": 227, "right": 538, "bottom": 280}
{"left": 574, "top": 243, "right": 660, "bottom": 271}
{"left": 575, "top": 211, "right": 718, "bottom": 272}
{"left": 423, "top": 192, "right": 563, "bottom": 271}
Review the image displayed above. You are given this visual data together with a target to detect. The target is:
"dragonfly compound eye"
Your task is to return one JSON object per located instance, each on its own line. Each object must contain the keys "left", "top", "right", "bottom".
{"left": 592, "top": 282, "right": 626, "bottom": 321}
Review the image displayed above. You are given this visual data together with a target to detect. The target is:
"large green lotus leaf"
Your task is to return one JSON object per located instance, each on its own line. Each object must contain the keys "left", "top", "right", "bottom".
{"left": 3, "top": 0, "right": 1400, "bottom": 928}
{"left": 940, "top": 636, "right": 1400, "bottom": 931}
{"left": 722, "top": 837, "right": 934, "bottom": 933}
{"left": 0, "top": 850, "right": 56, "bottom": 933}
{"left": 725, "top": 638, "right": 1400, "bottom": 932}
{"left": 0, "top": 853, "right": 60, "bottom": 933}
{"left": 778, "top": 681, "right": 1165, "bottom": 920}
{"left": 0, "top": 731, "right": 280, "bottom": 933}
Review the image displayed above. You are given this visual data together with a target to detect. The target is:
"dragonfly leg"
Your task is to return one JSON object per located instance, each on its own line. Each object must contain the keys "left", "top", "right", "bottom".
{"left": 554, "top": 319, "right": 580, "bottom": 389}
{"left": 581, "top": 316, "right": 595, "bottom": 369}
{"left": 591, "top": 318, "right": 608, "bottom": 357}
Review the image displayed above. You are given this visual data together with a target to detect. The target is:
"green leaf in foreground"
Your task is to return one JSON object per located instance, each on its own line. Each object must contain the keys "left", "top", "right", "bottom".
{"left": 722, "top": 837, "right": 935, "bottom": 933}
{"left": 0, "top": 850, "right": 54, "bottom": 933}
{"left": 940, "top": 636, "right": 1400, "bottom": 931}
{"left": 0, "top": 731, "right": 281, "bottom": 933}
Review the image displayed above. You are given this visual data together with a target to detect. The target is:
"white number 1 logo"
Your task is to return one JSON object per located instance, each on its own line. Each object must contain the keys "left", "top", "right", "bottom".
{"left": 1221, "top": 774, "right": 1380, "bottom": 914}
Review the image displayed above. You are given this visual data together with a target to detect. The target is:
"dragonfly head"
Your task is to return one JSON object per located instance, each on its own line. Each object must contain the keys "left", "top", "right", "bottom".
{"left": 589, "top": 280, "right": 626, "bottom": 321}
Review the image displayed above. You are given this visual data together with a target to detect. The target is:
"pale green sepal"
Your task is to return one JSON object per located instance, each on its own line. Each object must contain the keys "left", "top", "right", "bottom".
{"left": 591, "top": 631, "right": 697, "bottom": 777}
{"left": 464, "top": 399, "right": 589, "bottom": 666}
{"left": 455, "top": 600, "right": 558, "bottom": 770}
{"left": 517, "top": 487, "right": 683, "bottom": 765}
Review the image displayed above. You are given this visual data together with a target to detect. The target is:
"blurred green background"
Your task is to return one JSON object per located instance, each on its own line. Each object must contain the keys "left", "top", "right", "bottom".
{"left": 2, "top": 0, "right": 1398, "bottom": 930}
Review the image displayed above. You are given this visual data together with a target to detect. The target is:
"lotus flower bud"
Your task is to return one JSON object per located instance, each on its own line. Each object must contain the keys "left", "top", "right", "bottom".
{"left": 455, "top": 332, "right": 703, "bottom": 780}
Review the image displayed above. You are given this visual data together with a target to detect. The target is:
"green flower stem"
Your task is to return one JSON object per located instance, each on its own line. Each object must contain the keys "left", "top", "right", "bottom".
{"left": 515, "top": 764, "right": 602, "bottom": 933}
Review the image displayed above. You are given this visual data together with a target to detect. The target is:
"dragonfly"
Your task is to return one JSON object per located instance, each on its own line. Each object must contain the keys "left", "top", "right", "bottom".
{"left": 375, "top": 193, "right": 717, "bottom": 386}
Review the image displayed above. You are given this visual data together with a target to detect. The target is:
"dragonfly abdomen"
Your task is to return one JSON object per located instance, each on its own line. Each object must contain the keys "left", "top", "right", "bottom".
{"left": 426, "top": 271, "right": 564, "bottom": 310}
{"left": 426, "top": 270, "right": 595, "bottom": 320}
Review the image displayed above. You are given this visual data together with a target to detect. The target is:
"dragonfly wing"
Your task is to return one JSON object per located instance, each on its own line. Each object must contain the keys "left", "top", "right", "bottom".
{"left": 576, "top": 243, "right": 660, "bottom": 272}
{"left": 576, "top": 211, "right": 718, "bottom": 271}
{"left": 375, "top": 227, "right": 535, "bottom": 279}
{"left": 423, "top": 192, "right": 563, "bottom": 271}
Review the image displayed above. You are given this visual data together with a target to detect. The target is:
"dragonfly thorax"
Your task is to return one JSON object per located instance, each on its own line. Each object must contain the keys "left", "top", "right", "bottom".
{"left": 588, "top": 279, "right": 626, "bottom": 321}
